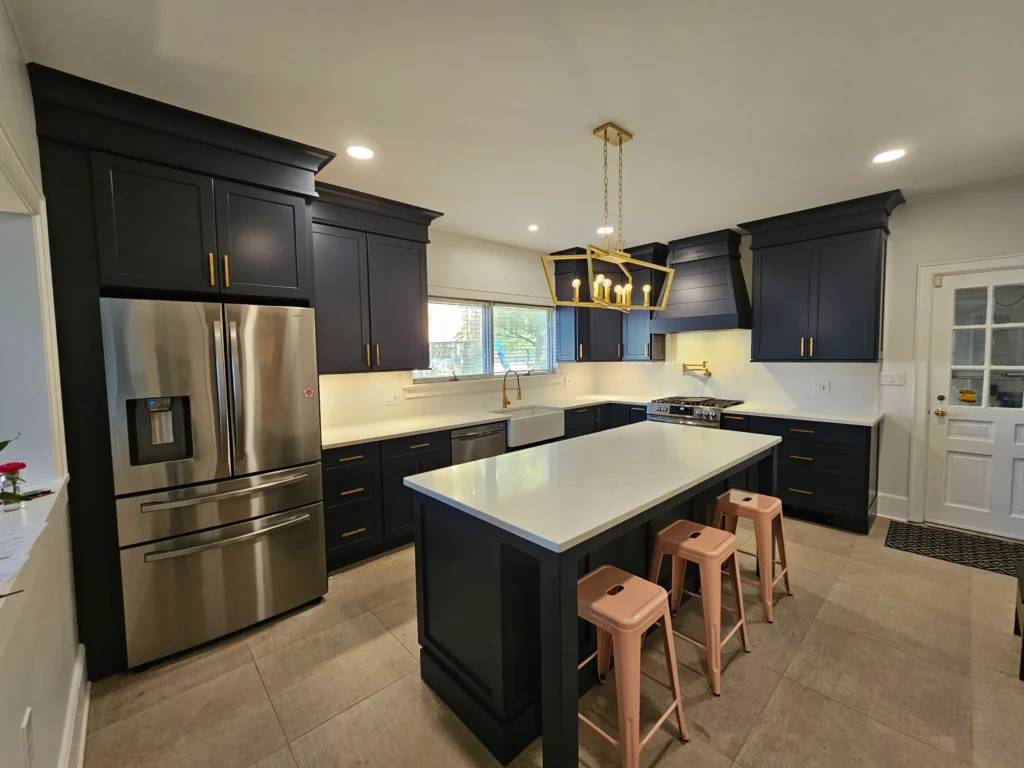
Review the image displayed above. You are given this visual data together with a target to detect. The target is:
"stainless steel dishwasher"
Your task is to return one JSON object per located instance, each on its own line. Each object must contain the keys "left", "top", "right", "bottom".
{"left": 451, "top": 422, "right": 507, "bottom": 464}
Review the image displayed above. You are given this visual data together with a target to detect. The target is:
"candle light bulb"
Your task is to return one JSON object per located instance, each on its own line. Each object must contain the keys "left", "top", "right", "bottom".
{"left": 571, "top": 277, "right": 581, "bottom": 302}
{"left": 571, "top": 278, "right": 581, "bottom": 288}
{"left": 642, "top": 284, "right": 652, "bottom": 307}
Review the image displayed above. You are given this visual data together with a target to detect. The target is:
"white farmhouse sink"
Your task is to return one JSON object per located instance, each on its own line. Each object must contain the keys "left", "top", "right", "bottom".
{"left": 491, "top": 405, "right": 565, "bottom": 447}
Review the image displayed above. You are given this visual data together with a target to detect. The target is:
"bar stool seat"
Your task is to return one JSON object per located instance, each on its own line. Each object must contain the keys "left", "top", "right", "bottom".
{"left": 577, "top": 566, "right": 688, "bottom": 767}
{"left": 650, "top": 520, "right": 749, "bottom": 695}
{"left": 712, "top": 490, "right": 792, "bottom": 623}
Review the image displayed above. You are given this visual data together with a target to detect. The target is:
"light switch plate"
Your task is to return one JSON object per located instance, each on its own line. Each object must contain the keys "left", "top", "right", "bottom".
{"left": 881, "top": 372, "right": 905, "bottom": 386}
{"left": 812, "top": 381, "right": 830, "bottom": 394}
{"left": 384, "top": 393, "right": 398, "bottom": 407}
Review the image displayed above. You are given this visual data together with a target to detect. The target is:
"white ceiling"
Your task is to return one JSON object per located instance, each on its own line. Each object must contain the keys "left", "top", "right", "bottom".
{"left": 9, "top": 0, "right": 1024, "bottom": 251}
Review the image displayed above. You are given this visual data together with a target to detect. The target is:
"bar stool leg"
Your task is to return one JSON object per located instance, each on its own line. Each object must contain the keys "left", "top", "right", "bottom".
{"left": 597, "top": 628, "right": 613, "bottom": 684}
{"left": 612, "top": 629, "right": 643, "bottom": 768}
{"left": 698, "top": 559, "right": 723, "bottom": 695}
{"left": 711, "top": 504, "right": 724, "bottom": 530}
{"left": 753, "top": 514, "right": 776, "bottom": 622}
{"left": 670, "top": 556, "right": 685, "bottom": 615}
{"left": 775, "top": 514, "right": 793, "bottom": 596}
{"left": 649, "top": 545, "right": 664, "bottom": 586}
{"left": 658, "top": 606, "right": 689, "bottom": 742}
{"left": 729, "top": 552, "right": 751, "bottom": 652}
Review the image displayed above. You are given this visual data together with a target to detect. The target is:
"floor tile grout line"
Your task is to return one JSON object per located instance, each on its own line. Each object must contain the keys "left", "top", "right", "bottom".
{"left": 251, "top": 604, "right": 377, "bottom": 667}
{"left": 250, "top": 650, "right": 293, "bottom": 767}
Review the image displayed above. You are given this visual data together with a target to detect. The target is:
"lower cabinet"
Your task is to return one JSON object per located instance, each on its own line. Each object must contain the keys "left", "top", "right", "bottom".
{"left": 382, "top": 449, "right": 452, "bottom": 540}
{"left": 595, "top": 403, "right": 630, "bottom": 431}
{"left": 564, "top": 406, "right": 596, "bottom": 438}
{"left": 628, "top": 405, "right": 648, "bottom": 423}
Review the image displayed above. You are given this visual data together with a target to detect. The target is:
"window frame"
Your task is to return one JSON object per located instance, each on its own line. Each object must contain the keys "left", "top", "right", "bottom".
{"left": 413, "top": 298, "right": 556, "bottom": 381}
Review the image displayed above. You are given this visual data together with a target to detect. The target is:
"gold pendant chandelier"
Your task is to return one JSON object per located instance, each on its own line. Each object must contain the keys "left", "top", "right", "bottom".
{"left": 541, "top": 122, "right": 674, "bottom": 313}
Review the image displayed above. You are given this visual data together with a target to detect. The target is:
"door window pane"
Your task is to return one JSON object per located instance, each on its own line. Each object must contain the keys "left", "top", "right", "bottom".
{"left": 414, "top": 300, "right": 486, "bottom": 379}
{"left": 952, "top": 329, "right": 985, "bottom": 366}
{"left": 990, "top": 371, "right": 1024, "bottom": 408}
{"left": 950, "top": 370, "right": 983, "bottom": 406}
{"left": 493, "top": 305, "right": 554, "bottom": 373}
{"left": 991, "top": 327, "right": 1024, "bottom": 366}
{"left": 954, "top": 287, "right": 988, "bottom": 325}
{"left": 993, "top": 284, "right": 1024, "bottom": 324}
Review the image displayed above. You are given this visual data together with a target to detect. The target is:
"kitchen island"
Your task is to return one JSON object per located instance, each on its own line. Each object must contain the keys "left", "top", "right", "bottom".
{"left": 405, "top": 421, "right": 780, "bottom": 766}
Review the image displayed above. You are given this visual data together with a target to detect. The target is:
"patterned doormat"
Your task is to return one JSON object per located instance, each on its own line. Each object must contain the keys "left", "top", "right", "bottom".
{"left": 885, "top": 521, "right": 1024, "bottom": 576}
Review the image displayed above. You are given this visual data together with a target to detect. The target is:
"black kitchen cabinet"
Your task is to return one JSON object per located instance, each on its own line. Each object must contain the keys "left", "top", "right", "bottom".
{"left": 313, "top": 225, "right": 371, "bottom": 373}
{"left": 564, "top": 406, "right": 596, "bottom": 438}
{"left": 382, "top": 449, "right": 451, "bottom": 540}
{"left": 367, "top": 234, "right": 429, "bottom": 371}
{"left": 215, "top": 180, "right": 310, "bottom": 300}
{"left": 744, "top": 191, "right": 903, "bottom": 363}
{"left": 556, "top": 272, "right": 591, "bottom": 362}
{"left": 628, "top": 405, "right": 648, "bottom": 423}
{"left": 720, "top": 413, "right": 756, "bottom": 490}
{"left": 622, "top": 244, "right": 668, "bottom": 360}
{"left": 591, "top": 301, "right": 623, "bottom": 361}
{"left": 596, "top": 403, "right": 630, "bottom": 431}
{"left": 553, "top": 252, "right": 622, "bottom": 362}
{"left": 92, "top": 153, "right": 220, "bottom": 294}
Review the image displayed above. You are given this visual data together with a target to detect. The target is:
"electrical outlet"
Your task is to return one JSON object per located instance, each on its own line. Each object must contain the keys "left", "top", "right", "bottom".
{"left": 812, "top": 380, "right": 830, "bottom": 394}
{"left": 384, "top": 393, "right": 398, "bottom": 407}
{"left": 881, "top": 372, "right": 906, "bottom": 386}
{"left": 21, "top": 707, "right": 32, "bottom": 768}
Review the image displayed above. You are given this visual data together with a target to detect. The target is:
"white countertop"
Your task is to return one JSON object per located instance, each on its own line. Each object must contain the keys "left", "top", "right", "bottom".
{"left": 0, "top": 477, "right": 68, "bottom": 597}
{"left": 403, "top": 421, "right": 780, "bottom": 552}
{"left": 728, "top": 402, "right": 884, "bottom": 427}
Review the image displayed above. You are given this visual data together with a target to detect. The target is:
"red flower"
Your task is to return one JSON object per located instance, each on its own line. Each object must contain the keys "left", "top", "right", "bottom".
{"left": 0, "top": 461, "right": 26, "bottom": 475}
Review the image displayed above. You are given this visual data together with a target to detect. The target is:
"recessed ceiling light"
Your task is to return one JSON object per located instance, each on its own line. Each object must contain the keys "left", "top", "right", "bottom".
{"left": 346, "top": 145, "right": 374, "bottom": 160}
{"left": 872, "top": 148, "right": 905, "bottom": 164}
{"left": 528, "top": 224, "right": 538, "bottom": 232}
{"left": 597, "top": 226, "right": 615, "bottom": 235}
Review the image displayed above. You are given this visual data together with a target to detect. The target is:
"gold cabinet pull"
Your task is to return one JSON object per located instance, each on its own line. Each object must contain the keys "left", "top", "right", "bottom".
{"left": 790, "top": 455, "right": 813, "bottom": 461}
{"left": 338, "top": 455, "right": 364, "bottom": 463}
{"left": 788, "top": 488, "right": 813, "bottom": 495}
{"left": 579, "top": 343, "right": 583, "bottom": 359}
{"left": 617, "top": 343, "right": 621, "bottom": 358}
{"left": 339, "top": 487, "right": 365, "bottom": 497}
{"left": 364, "top": 344, "right": 371, "bottom": 367}
{"left": 223, "top": 254, "right": 231, "bottom": 287}
{"left": 375, "top": 344, "right": 380, "bottom": 367}
{"left": 409, "top": 442, "right": 430, "bottom": 449}
{"left": 800, "top": 337, "right": 805, "bottom": 357}
{"left": 576, "top": 408, "right": 589, "bottom": 413}
{"left": 810, "top": 336, "right": 815, "bottom": 357}
{"left": 723, "top": 415, "right": 745, "bottom": 421}
{"left": 208, "top": 253, "right": 215, "bottom": 285}
{"left": 790, "top": 428, "right": 814, "bottom": 434}
{"left": 342, "top": 527, "right": 367, "bottom": 538}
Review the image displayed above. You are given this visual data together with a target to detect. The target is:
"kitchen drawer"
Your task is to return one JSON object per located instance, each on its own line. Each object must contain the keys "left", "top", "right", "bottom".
{"left": 322, "top": 462, "right": 379, "bottom": 506}
{"left": 564, "top": 406, "right": 595, "bottom": 439}
{"left": 720, "top": 414, "right": 749, "bottom": 431}
{"left": 780, "top": 442, "right": 866, "bottom": 478}
{"left": 628, "top": 405, "right": 648, "bottom": 424}
{"left": 325, "top": 500, "right": 382, "bottom": 553}
{"left": 779, "top": 470, "right": 865, "bottom": 517}
{"left": 381, "top": 430, "right": 451, "bottom": 462}
{"left": 322, "top": 442, "right": 379, "bottom": 469}
{"left": 748, "top": 416, "right": 868, "bottom": 447}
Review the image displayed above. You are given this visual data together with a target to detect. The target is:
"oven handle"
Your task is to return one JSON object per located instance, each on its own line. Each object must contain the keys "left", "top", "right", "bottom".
{"left": 646, "top": 415, "right": 719, "bottom": 428}
{"left": 140, "top": 472, "right": 308, "bottom": 513}
{"left": 143, "top": 512, "right": 310, "bottom": 562}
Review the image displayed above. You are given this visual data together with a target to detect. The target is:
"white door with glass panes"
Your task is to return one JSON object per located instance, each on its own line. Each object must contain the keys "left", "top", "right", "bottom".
{"left": 926, "top": 269, "right": 1024, "bottom": 539}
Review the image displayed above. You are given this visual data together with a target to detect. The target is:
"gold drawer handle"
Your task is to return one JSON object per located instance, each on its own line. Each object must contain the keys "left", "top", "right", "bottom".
{"left": 790, "top": 455, "right": 813, "bottom": 461}
{"left": 788, "top": 488, "right": 813, "bottom": 495}
{"left": 339, "top": 487, "right": 365, "bottom": 497}
{"left": 576, "top": 408, "right": 589, "bottom": 413}
{"left": 723, "top": 415, "right": 744, "bottom": 421}
{"left": 342, "top": 527, "right": 367, "bottom": 538}
{"left": 338, "top": 455, "right": 364, "bottom": 463}
{"left": 409, "top": 442, "right": 430, "bottom": 449}
{"left": 790, "top": 428, "right": 814, "bottom": 434}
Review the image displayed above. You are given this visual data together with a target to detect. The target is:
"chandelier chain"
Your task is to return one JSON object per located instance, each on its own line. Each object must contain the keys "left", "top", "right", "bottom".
{"left": 617, "top": 139, "right": 624, "bottom": 250}
{"left": 602, "top": 129, "right": 609, "bottom": 247}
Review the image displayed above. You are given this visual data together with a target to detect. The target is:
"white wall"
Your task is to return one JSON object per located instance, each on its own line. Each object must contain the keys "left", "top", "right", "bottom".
{"left": 878, "top": 176, "right": 1024, "bottom": 511}
{"left": 0, "top": 1, "right": 40, "bottom": 210}
{"left": 427, "top": 229, "right": 552, "bottom": 306}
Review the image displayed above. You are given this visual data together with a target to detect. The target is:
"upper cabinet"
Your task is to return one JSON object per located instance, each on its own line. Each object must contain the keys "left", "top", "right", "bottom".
{"left": 742, "top": 190, "right": 904, "bottom": 362}
{"left": 552, "top": 249, "right": 622, "bottom": 362}
{"left": 621, "top": 243, "right": 668, "bottom": 361}
{"left": 311, "top": 183, "right": 441, "bottom": 374}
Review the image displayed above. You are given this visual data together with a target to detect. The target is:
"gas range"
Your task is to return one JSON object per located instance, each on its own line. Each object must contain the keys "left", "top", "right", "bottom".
{"left": 645, "top": 396, "right": 745, "bottom": 428}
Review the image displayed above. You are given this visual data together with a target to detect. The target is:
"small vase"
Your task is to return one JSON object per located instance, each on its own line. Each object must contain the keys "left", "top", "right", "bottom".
{"left": 1, "top": 474, "right": 24, "bottom": 512}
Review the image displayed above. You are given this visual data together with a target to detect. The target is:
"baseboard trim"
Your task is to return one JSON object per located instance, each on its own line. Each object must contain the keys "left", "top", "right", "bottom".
{"left": 877, "top": 492, "right": 909, "bottom": 522}
{"left": 58, "top": 644, "right": 89, "bottom": 768}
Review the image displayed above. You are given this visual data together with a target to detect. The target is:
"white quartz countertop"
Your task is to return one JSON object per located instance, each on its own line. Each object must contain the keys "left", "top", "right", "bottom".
{"left": 403, "top": 421, "right": 780, "bottom": 552}
{"left": 320, "top": 394, "right": 659, "bottom": 449}
{"left": 727, "top": 403, "right": 884, "bottom": 427}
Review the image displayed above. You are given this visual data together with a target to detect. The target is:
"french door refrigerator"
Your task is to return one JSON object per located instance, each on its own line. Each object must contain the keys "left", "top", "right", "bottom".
{"left": 100, "top": 297, "right": 326, "bottom": 667}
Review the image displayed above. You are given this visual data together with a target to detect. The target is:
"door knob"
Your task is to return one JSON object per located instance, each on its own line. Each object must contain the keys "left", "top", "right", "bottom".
{"left": 934, "top": 408, "right": 947, "bottom": 417}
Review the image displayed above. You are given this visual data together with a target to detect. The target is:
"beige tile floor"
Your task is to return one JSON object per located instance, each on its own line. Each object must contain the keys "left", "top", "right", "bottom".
{"left": 84, "top": 518, "right": 1024, "bottom": 768}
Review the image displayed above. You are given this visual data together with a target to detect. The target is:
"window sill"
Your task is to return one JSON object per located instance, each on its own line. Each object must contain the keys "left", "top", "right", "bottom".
{"left": 404, "top": 373, "right": 563, "bottom": 400}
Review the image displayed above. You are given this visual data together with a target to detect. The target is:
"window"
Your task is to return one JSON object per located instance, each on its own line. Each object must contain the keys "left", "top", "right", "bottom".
{"left": 414, "top": 299, "right": 555, "bottom": 380}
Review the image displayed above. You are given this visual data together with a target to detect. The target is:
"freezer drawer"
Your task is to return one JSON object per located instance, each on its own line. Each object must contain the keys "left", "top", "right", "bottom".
{"left": 115, "top": 462, "right": 322, "bottom": 547}
{"left": 120, "top": 502, "right": 327, "bottom": 668}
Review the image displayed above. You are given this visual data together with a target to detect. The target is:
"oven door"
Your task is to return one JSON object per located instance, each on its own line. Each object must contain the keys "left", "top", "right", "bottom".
{"left": 647, "top": 415, "right": 719, "bottom": 428}
{"left": 120, "top": 502, "right": 327, "bottom": 667}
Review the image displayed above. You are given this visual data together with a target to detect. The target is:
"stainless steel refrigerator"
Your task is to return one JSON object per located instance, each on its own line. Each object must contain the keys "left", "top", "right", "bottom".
{"left": 100, "top": 297, "right": 326, "bottom": 667}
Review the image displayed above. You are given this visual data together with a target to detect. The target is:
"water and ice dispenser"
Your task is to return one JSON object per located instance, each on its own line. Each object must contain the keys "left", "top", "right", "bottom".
{"left": 126, "top": 396, "right": 193, "bottom": 465}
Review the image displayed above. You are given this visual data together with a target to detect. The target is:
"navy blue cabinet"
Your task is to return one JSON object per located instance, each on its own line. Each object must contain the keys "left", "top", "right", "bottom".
{"left": 564, "top": 406, "right": 596, "bottom": 438}
{"left": 751, "top": 243, "right": 812, "bottom": 361}
{"left": 553, "top": 252, "right": 622, "bottom": 362}
{"left": 368, "top": 234, "right": 430, "bottom": 371}
{"left": 628, "top": 405, "right": 648, "bottom": 423}
{"left": 313, "top": 225, "right": 371, "bottom": 374}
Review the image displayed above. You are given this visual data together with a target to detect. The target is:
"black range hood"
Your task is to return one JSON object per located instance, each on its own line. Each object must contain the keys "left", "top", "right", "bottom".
{"left": 650, "top": 229, "right": 751, "bottom": 333}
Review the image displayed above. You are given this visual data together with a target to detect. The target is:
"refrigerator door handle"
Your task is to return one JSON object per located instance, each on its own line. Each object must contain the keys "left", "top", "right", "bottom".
{"left": 212, "top": 319, "right": 230, "bottom": 464}
{"left": 139, "top": 471, "right": 309, "bottom": 513}
{"left": 143, "top": 511, "right": 311, "bottom": 563}
{"left": 228, "top": 320, "right": 245, "bottom": 461}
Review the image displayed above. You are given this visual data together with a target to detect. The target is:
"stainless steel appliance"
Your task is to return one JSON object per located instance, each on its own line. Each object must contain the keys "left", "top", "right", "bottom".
{"left": 100, "top": 298, "right": 326, "bottom": 667}
{"left": 645, "top": 396, "right": 744, "bottom": 428}
{"left": 451, "top": 422, "right": 507, "bottom": 464}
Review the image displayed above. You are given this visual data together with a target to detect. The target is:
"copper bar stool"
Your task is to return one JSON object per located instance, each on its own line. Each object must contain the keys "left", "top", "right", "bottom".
{"left": 649, "top": 520, "right": 750, "bottom": 695}
{"left": 577, "top": 565, "right": 689, "bottom": 767}
{"left": 712, "top": 489, "right": 792, "bottom": 623}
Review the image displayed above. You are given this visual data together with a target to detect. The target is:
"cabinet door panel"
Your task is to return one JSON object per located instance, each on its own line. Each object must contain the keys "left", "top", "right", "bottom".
{"left": 564, "top": 407, "right": 595, "bottom": 438}
{"left": 752, "top": 242, "right": 812, "bottom": 361}
{"left": 627, "top": 405, "right": 648, "bottom": 423}
{"left": 312, "top": 225, "right": 371, "bottom": 373}
{"left": 382, "top": 450, "right": 451, "bottom": 539}
{"left": 809, "top": 231, "right": 883, "bottom": 361}
{"left": 215, "top": 181, "right": 309, "bottom": 300}
{"left": 367, "top": 234, "right": 428, "bottom": 370}
{"left": 589, "top": 304, "right": 623, "bottom": 361}
{"left": 555, "top": 272, "right": 589, "bottom": 361}
{"left": 92, "top": 153, "right": 218, "bottom": 293}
